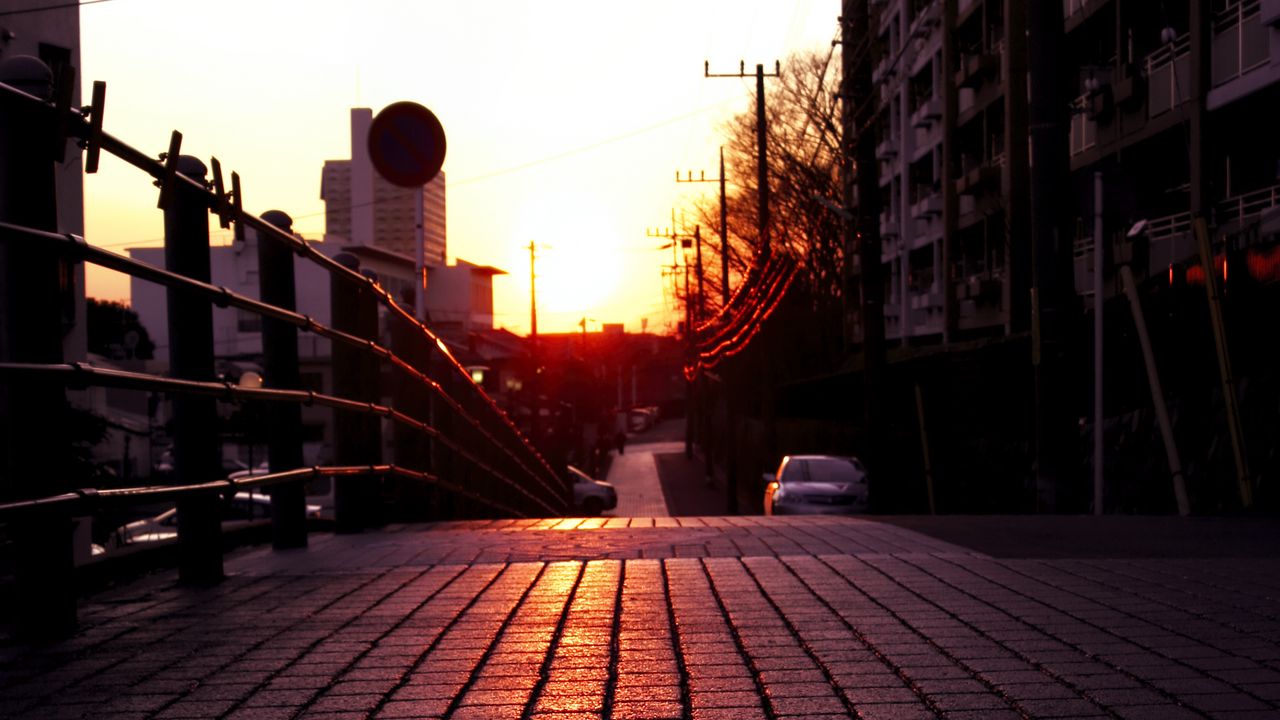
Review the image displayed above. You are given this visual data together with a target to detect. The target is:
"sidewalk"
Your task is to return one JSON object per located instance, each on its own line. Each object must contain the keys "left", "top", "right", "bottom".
{"left": 1, "top": 517, "right": 1278, "bottom": 719}
{"left": 604, "top": 440, "right": 679, "bottom": 518}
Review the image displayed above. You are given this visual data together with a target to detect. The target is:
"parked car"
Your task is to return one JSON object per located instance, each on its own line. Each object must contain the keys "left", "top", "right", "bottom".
{"left": 627, "top": 406, "right": 659, "bottom": 433}
{"left": 567, "top": 465, "right": 617, "bottom": 516}
{"left": 106, "top": 492, "right": 322, "bottom": 549}
{"left": 763, "top": 455, "right": 868, "bottom": 516}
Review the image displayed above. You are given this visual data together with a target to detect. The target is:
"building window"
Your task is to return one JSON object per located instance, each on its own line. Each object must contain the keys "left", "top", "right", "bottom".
{"left": 237, "top": 309, "right": 262, "bottom": 333}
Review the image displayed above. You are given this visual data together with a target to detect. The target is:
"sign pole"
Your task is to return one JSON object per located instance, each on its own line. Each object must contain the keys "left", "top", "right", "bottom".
{"left": 415, "top": 187, "right": 426, "bottom": 321}
{"left": 365, "top": 100, "right": 446, "bottom": 325}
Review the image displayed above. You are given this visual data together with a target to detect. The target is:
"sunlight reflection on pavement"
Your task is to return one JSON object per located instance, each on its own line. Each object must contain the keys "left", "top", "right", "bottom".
{"left": 604, "top": 440, "right": 682, "bottom": 517}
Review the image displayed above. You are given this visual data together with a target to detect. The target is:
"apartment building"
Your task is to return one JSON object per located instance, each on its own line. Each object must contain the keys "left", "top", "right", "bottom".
{"left": 1063, "top": 0, "right": 1280, "bottom": 293}
{"left": 874, "top": 0, "right": 947, "bottom": 341}
{"left": 865, "top": 0, "right": 1280, "bottom": 345}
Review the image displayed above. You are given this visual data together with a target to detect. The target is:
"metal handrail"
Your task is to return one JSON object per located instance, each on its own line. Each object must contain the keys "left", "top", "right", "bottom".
{"left": 0, "top": 80, "right": 563, "bottom": 506}
{"left": 0, "top": 79, "right": 559, "bottom": 492}
{"left": 1145, "top": 34, "right": 1191, "bottom": 71}
{"left": 0, "top": 221, "right": 563, "bottom": 503}
{"left": 0, "top": 219, "right": 563, "bottom": 499}
{"left": 1146, "top": 212, "right": 1194, "bottom": 242}
{"left": 0, "top": 361, "right": 561, "bottom": 516}
{"left": 0, "top": 464, "right": 524, "bottom": 521}
{"left": 1217, "top": 183, "right": 1280, "bottom": 226}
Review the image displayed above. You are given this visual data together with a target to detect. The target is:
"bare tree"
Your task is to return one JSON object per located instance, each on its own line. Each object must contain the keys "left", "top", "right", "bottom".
{"left": 686, "top": 48, "right": 845, "bottom": 356}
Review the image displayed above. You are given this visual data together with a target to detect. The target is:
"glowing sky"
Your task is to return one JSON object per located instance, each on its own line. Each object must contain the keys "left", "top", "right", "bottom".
{"left": 79, "top": 0, "right": 839, "bottom": 335}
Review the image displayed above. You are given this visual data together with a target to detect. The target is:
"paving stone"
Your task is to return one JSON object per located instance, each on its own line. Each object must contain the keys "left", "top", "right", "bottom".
{"left": 3, "top": 517, "right": 1277, "bottom": 720}
{"left": 610, "top": 700, "right": 684, "bottom": 719}
{"left": 852, "top": 702, "right": 937, "bottom": 720}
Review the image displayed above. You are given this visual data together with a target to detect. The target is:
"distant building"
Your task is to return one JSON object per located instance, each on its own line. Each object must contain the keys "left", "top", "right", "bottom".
{"left": 320, "top": 108, "right": 447, "bottom": 264}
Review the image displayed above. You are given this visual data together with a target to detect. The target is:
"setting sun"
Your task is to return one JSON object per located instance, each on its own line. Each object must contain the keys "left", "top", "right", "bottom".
{"left": 515, "top": 203, "right": 626, "bottom": 322}
{"left": 73, "top": 0, "right": 839, "bottom": 335}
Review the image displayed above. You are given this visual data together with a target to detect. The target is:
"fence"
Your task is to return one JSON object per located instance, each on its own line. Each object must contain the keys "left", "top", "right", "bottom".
{"left": 0, "top": 58, "right": 567, "bottom": 639}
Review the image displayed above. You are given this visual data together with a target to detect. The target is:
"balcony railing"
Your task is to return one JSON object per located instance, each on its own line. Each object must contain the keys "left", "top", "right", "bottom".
{"left": 1212, "top": 0, "right": 1269, "bottom": 87}
{"left": 1146, "top": 34, "right": 1192, "bottom": 117}
{"left": 1069, "top": 93, "right": 1099, "bottom": 157}
{"left": 1218, "top": 182, "right": 1280, "bottom": 227}
{"left": 911, "top": 96, "right": 942, "bottom": 128}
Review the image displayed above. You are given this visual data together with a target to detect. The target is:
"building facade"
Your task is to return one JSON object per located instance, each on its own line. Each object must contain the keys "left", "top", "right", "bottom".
{"left": 320, "top": 109, "right": 447, "bottom": 265}
{"left": 863, "top": 0, "right": 1280, "bottom": 345}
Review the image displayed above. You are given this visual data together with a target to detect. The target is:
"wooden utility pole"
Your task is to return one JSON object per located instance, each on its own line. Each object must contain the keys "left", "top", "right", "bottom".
{"left": 677, "top": 163, "right": 724, "bottom": 312}
{"left": 720, "top": 148, "right": 729, "bottom": 304}
{"left": 528, "top": 241, "right": 540, "bottom": 441}
{"left": 1026, "top": 0, "right": 1077, "bottom": 512}
{"left": 843, "top": 0, "right": 886, "bottom": 510}
{"left": 1004, "top": 0, "right": 1032, "bottom": 337}
{"left": 707, "top": 61, "right": 780, "bottom": 262}
{"left": 528, "top": 241, "right": 538, "bottom": 339}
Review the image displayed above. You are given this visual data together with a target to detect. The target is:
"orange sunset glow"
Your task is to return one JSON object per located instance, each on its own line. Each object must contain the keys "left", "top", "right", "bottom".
{"left": 76, "top": 0, "right": 839, "bottom": 335}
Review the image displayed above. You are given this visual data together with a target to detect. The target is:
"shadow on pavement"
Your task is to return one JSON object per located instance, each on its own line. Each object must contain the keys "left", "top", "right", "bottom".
{"left": 876, "top": 515, "right": 1280, "bottom": 558}
{"left": 653, "top": 451, "right": 737, "bottom": 517}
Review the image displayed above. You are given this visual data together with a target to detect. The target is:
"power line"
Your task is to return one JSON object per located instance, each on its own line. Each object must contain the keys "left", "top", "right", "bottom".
{"left": 448, "top": 98, "right": 742, "bottom": 187}
{"left": 0, "top": 0, "right": 114, "bottom": 17}
{"left": 281, "top": 98, "right": 743, "bottom": 226}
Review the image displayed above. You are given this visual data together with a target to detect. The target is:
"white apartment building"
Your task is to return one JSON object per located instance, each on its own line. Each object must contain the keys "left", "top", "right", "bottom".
{"left": 321, "top": 108, "right": 447, "bottom": 266}
{"left": 875, "top": 0, "right": 947, "bottom": 342}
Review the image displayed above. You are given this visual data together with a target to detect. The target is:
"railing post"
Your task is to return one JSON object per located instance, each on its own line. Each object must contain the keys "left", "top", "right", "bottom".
{"left": 389, "top": 313, "right": 437, "bottom": 521}
{"left": 257, "top": 210, "right": 306, "bottom": 548}
{"left": 428, "top": 346, "right": 460, "bottom": 517}
{"left": 163, "top": 155, "right": 223, "bottom": 584}
{"left": 0, "top": 56, "right": 77, "bottom": 638}
{"left": 331, "top": 255, "right": 381, "bottom": 531}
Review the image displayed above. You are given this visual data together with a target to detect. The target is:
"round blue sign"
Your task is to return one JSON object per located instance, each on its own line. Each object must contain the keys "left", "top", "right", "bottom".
{"left": 367, "top": 102, "right": 447, "bottom": 187}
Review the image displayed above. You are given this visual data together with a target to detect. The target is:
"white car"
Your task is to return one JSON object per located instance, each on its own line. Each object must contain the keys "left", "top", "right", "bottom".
{"left": 106, "top": 492, "right": 322, "bottom": 549}
{"left": 567, "top": 465, "right": 617, "bottom": 516}
{"left": 763, "top": 455, "right": 868, "bottom": 516}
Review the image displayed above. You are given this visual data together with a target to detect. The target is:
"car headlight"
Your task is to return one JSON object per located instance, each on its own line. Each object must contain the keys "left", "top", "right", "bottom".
{"left": 773, "top": 485, "right": 789, "bottom": 503}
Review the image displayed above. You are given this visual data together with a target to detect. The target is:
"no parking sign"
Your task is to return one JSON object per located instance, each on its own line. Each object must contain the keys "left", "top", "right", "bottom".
{"left": 367, "top": 102, "right": 446, "bottom": 187}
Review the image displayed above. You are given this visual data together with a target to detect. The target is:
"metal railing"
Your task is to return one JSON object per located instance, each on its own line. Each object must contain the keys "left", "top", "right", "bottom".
{"left": 0, "top": 61, "right": 567, "bottom": 638}
{"left": 1212, "top": 0, "right": 1269, "bottom": 87}
{"left": 1069, "top": 93, "right": 1099, "bottom": 157}
{"left": 1146, "top": 34, "right": 1193, "bottom": 117}
{"left": 1218, "top": 182, "right": 1280, "bottom": 227}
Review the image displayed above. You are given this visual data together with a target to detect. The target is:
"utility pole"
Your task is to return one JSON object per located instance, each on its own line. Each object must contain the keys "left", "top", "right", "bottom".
{"left": 684, "top": 260, "right": 694, "bottom": 460}
{"left": 677, "top": 159, "right": 729, "bottom": 307}
{"left": 721, "top": 148, "right": 729, "bottom": 303}
{"left": 707, "top": 61, "right": 780, "bottom": 262}
{"left": 693, "top": 225, "right": 704, "bottom": 323}
{"left": 528, "top": 241, "right": 540, "bottom": 442}
{"left": 647, "top": 220, "right": 694, "bottom": 308}
{"left": 842, "top": 0, "right": 886, "bottom": 510}
{"left": 528, "top": 241, "right": 538, "bottom": 340}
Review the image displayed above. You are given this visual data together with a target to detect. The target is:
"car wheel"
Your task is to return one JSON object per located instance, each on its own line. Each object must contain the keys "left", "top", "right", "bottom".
{"left": 581, "top": 497, "right": 604, "bottom": 517}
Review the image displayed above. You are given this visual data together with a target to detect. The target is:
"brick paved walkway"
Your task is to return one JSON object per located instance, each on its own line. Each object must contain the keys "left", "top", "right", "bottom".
{"left": 2, "top": 517, "right": 1279, "bottom": 720}
{"left": 604, "top": 441, "right": 679, "bottom": 518}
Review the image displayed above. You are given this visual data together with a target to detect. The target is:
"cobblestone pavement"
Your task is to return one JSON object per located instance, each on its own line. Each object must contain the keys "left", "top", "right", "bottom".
{"left": 604, "top": 441, "right": 680, "bottom": 518}
{"left": 2, "top": 517, "right": 1279, "bottom": 719}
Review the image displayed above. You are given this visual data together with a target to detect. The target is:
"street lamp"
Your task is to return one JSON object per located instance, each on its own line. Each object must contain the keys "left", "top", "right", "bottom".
{"left": 238, "top": 370, "right": 264, "bottom": 474}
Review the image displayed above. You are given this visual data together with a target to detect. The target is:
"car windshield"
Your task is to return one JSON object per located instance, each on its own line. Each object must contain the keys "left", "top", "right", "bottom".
{"left": 799, "top": 458, "right": 860, "bottom": 484}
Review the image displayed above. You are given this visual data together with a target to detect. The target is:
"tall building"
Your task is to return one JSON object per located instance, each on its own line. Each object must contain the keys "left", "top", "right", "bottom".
{"left": 321, "top": 108, "right": 447, "bottom": 264}
{"left": 873, "top": 0, "right": 947, "bottom": 341}
{"left": 863, "top": 0, "right": 1280, "bottom": 344}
